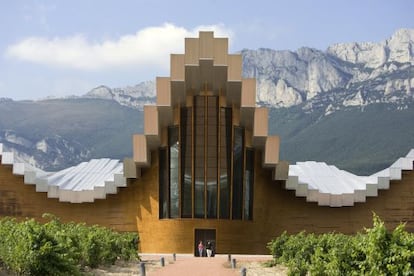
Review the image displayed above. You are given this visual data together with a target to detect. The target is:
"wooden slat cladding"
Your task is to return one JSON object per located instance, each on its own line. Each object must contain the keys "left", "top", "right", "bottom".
{"left": 136, "top": 152, "right": 414, "bottom": 254}
{"left": 0, "top": 164, "right": 138, "bottom": 231}
{"left": 1, "top": 153, "right": 414, "bottom": 254}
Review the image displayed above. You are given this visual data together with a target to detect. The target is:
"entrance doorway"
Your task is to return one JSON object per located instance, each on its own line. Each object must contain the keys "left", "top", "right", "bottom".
{"left": 194, "top": 229, "right": 216, "bottom": 256}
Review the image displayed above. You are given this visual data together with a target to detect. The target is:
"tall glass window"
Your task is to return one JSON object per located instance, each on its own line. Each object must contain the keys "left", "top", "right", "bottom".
{"left": 159, "top": 95, "right": 253, "bottom": 221}
{"left": 206, "top": 96, "right": 218, "bottom": 218}
{"left": 159, "top": 148, "right": 168, "bottom": 219}
{"left": 219, "top": 107, "right": 232, "bottom": 219}
{"left": 169, "top": 126, "right": 179, "bottom": 218}
{"left": 181, "top": 108, "right": 192, "bottom": 218}
{"left": 244, "top": 148, "right": 254, "bottom": 220}
{"left": 232, "top": 127, "right": 244, "bottom": 220}
{"left": 194, "top": 96, "right": 205, "bottom": 218}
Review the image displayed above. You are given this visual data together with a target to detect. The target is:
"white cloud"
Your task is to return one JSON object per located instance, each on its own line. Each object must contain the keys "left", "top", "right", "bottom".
{"left": 5, "top": 23, "right": 233, "bottom": 71}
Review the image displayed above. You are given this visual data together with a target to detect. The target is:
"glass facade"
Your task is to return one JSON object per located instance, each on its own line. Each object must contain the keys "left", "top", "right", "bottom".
{"left": 194, "top": 96, "right": 205, "bottom": 218}
{"left": 159, "top": 147, "right": 168, "bottom": 218}
{"left": 159, "top": 95, "right": 253, "bottom": 220}
{"left": 181, "top": 108, "right": 192, "bottom": 218}
{"left": 244, "top": 148, "right": 254, "bottom": 220}
{"left": 219, "top": 107, "right": 232, "bottom": 219}
{"left": 169, "top": 126, "right": 179, "bottom": 218}
{"left": 232, "top": 127, "right": 244, "bottom": 220}
{"left": 206, "top": 96, "right": 218, "bottom": 218}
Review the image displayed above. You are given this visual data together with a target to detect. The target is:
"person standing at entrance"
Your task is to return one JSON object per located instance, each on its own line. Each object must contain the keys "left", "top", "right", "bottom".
{"left": 206, "top": 241, "right": 212, "bottom": 257}
{"left": 198, "top": 241, "right": 204, "bottom": 257}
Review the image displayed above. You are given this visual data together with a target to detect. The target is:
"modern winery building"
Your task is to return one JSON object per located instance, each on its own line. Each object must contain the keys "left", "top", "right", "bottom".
{"left": 0, "top": 32, "right": 413, "bottom": 254}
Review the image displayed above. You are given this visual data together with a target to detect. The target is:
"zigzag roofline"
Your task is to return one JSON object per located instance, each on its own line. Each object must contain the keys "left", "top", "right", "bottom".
{"left": 0, "top": 143, "right": 126, "bottom": 203}
{"left": 125, "top": 31, "right": 285, "bottom": 182}
{"left": 286, "top": 149, "right": 414, "bottom": 207}
{"left": 1, "top": 143, "right": 413, "bottom": 206}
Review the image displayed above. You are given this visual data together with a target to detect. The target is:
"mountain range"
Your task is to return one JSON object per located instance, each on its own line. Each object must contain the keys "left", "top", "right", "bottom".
{"left": 0, "top": 28, "right": 413, "bottom": 175}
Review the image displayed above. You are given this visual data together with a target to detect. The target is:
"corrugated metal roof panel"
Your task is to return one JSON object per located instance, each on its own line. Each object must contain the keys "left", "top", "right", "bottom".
{"left": 0, "top": 143, "right": 126, "bottom": 203}
{"left": 287, "top": 149, "right": 414, "bottom": 207}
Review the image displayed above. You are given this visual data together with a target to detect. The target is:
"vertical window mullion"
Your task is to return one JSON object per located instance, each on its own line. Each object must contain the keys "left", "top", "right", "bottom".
{"left": 229, "top": 112, "right": 234, "bottom": 219}
{"left": 204, "top": 96, "right": 207, "bottom": 218}
{"left": 178, "top": 109, "right": 181, "bottom": 218}
{"left": 192, "top": 104, "right": 195, "bottom": 218}
{"left": 242, "top": 146, "right": 245, "bottom": 221}
{"left": 217, "top": 98, "right": 221, "bottom": 219}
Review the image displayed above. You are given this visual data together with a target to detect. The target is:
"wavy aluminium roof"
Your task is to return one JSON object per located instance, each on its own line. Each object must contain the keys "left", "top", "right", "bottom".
{"left": 0, "top": 143, "right": 126, "bottom": 203}
{"left": 286, "top": 149, "right": 414, "bottom": 207}
{"left": 0, "top": 143, "right": 413, "bottom": 206}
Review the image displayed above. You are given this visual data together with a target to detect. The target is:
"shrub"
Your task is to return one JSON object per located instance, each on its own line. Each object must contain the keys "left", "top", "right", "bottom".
{"left": 0, "top": 214, "right": 139, "bottom": 275}
{"left": 268, "top": 214, "right": 414, "bottom": 275}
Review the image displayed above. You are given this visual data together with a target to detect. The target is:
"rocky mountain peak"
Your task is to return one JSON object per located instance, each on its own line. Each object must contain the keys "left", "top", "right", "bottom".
{"left": 327, "top": 28, "right": 414, "bottom": 68}
{"left": 85, "top": 85, "right": 114, "bottom": 99}
{"left": 83, "top": 81, "right": 156, "bottom": 110}
{"left": 386, "top": 28, "right": 414, "bottom": 64}
{"left": 241, "top": 28, "right": 413, "bottom": 109}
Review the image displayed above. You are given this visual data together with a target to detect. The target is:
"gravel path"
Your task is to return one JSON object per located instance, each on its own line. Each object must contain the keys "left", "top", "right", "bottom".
{"left": 146, "top": 255, "right": 237, "bottom": 276}
{"left": 141, "top": 254, "right": 286, "bottom": 276}
{"left": 91, "top": 254, "right": 288, "bottom": 275}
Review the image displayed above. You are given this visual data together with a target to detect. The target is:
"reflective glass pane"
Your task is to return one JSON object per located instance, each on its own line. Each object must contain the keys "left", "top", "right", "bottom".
{"left": 194, "top": 178, "right": 205, "bottom": 218}
{"left": 207, "top": 178, "right": 217, "bottom": 218}
{"left": 232, "top": 127, "right": 244, "bottom": 220}
{"left": 169, "top": 126, "right": 179, "bottom": 218}
{"left": 219, "top": 108, "right": 231, "bottom": 219}
{"left": 159, "top": 148, "right": 168, "bottom": 219}
{"left": 181, "top": 107, "right": 192, "bottom": 218}
{"left": 206, "top": 96, "right": 218, "bottom": 219}
{"left": 194, "top": 96, "right": 205, "bottom": 218}
{"left": 244, "top": 148, "right": 254, "bottom": 220}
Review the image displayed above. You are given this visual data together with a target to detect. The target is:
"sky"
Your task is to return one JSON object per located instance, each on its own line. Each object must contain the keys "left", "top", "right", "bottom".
{"left": 0, "top": 0, "right": 413, "bottom": 100}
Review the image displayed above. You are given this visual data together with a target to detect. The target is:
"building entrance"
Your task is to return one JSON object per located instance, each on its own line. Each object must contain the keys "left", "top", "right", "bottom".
{"left": 194, "top": 229, "right": 216, "bottom": 256}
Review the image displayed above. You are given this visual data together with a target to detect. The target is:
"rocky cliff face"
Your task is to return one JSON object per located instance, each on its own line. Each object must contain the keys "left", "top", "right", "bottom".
{"left": 241, "top": 28, "right": 413, "bottom": 110}
{"left": 327, "top": 29, "right": 414, "bottom": 67}
{"left": 85, "top": 81, "right": 155, "bottom": 110}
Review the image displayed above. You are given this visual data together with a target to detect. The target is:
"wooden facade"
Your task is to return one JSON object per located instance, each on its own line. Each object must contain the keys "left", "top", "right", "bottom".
{"left": 1, "top": 152, "right": 414, "bottom": 254}
{"left": 0, "top": 161, "right": 138, "bottom": 232}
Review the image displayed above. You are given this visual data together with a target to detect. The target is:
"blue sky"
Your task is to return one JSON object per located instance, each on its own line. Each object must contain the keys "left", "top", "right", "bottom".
{"left": 1, "top": 0, "right": 413, "bottom": 100}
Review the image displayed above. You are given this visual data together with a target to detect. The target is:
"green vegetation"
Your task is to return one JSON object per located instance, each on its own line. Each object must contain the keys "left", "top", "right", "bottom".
{"left": 268, "top": 214, "right": 414, "bottom": 275}
{"left": 270, "top": 103, "right": 414, "bottom": 175}
{"left": 0, "top": 214, "right": 138, "bottom": 275}
{"left": 0, "top": 98, "right": 143, "bottom": 171}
